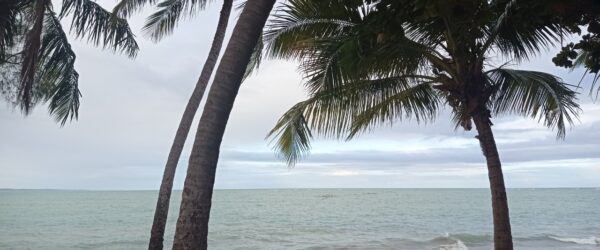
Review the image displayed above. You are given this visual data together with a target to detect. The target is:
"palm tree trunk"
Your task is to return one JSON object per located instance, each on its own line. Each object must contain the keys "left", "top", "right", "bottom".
{"left": 147, "top": 1, "right": 232, "bottom": 249}
{"left": 171, "top": 0, "right": 275, "bottom": 249}
{"left": 473, "top": 112, "right": 513, "bottom": 250}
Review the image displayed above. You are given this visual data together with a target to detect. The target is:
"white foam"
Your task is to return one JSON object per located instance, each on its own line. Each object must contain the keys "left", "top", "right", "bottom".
{"left": 437, "top": 239, "right": 468, "bottom": 250}
{"left": 549, "top": 235, "right": 600, "bottom": 245}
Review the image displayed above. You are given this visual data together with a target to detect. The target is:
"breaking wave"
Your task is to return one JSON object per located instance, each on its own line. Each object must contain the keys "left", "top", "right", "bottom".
{"left": 548, "top": 235, "right": 600, "bottom": 245}
{"left": 435, "top": 239, "right": 468, "bottom": 250}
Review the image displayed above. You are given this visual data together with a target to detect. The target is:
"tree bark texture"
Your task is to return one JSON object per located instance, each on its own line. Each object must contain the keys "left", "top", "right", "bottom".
{"left": 473, "top": 112, "right": 514, "bottom": 250}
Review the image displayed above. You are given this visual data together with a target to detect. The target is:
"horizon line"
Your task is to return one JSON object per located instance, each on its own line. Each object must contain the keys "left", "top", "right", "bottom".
{"left": 1, "top": 186, "right": 599, "bottom": 192}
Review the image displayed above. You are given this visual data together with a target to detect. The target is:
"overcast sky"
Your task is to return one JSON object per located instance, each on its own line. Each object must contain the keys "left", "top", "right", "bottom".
{"left": 1, "top": 1, "right": 599, "bottom": 190}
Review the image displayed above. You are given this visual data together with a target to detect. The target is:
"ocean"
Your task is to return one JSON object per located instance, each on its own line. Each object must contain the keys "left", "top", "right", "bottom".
{"left": 0, "top": 188, "right": 598, "bottom": 249}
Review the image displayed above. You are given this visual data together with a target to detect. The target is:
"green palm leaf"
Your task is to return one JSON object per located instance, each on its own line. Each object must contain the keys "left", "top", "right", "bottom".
{"left": 348, "top": 81, "right": 439, "bottom": 138}
{"left": 573, "top": 50, "right": 600, "bottom": 97}
{"left": 60, "top": 0, "right": 139, "bottom": 58}
{"left": 268, "top": 75, "right": 439, "bottom": 164}
{"left": 143, "top": 0, "right": 209, "bottom": 41}
{"left": 242, "top": 34, "right": 263, "bottom": 82}
{"left": 487, "top": 68, "right": 580, "bottom": 138}
{"left": 39, "top": 11, "right": 80, "bottom": 125}
{"left": 484, "top": 0, "right": 563, "bottom": 61}
{"left": 264, "top": 0, "right": 360, "bottom": 61}
{"left": 112, "top": 0, "right": 156, "bottom": 18}
{"left": 267, "top": 100, "right": 313, "bottom": 165}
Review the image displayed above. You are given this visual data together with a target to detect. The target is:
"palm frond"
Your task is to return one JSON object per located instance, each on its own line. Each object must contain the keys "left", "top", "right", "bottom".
{"left": 267, "top": 100, "right": 313, "bottom": 165}
{"left": 39, "top": 11, "right": 80, "bottom": 124}
{"left": 242, "top": 33, "right": 263, "bottom": 82}
{"left": 572, "top": 50, "right": 600, "bottom": 98}
{"left": 264, "top": 0, "right": 359, "bottom": 60}
{"left": 480, "top": 0, "right": 517, "bottom": 55}
{"left": 265, "top": 0, "right": 439, "bottom": 95}
{"left": 487, "top": 68, "right": 580, "bottom": 138}
{"left": 267, "top": 75, "right": 438, "bottom": 164}
{"left": 573, "top": 50, "right": 590, "bottom": 69}
{"left": 349, "top": 81, "right": 440, "bottom": 138}
{"left": 143, "top": 0, "right": 209, "bottom": 41}
{"left": 60, "top": 0, "right": 139, "bottom": 58}
{"left": 484, "top": 0, "right": 563, "bottom": 61}
{"left": 265, "top": 19, "right": 355, "bottom": 62}
{"left": 47, "top": 68, "right": 80, "bottom": 125}
{"left": 112, "top": 0, "right": 156, "bottom": 18}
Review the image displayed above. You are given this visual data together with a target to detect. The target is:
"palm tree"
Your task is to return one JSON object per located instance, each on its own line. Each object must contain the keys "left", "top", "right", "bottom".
{"left": 172, "top": 0, "right": 275, "bottom": 248}
{"left": 264, "top": 1, "right": 580, "bottom": 249}
{"left": 0, "top": 0, "right": 138, "bottom": 124}
{"left": 111, "top": 0, "right": 263, "bottom": 248}
{"left": 147, "top": 1, "right": 234, "bottom": 248}
{"left": 113, "top": 0, "right": 234, "bottom": 248}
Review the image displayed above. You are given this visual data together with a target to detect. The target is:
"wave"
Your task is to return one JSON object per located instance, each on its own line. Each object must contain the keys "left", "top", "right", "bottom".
{"left": 548, "top": 235, "right": 600, "bottom": 245}
{"left": 302, "top": 233, "right": 600, "bottom": 249}
{"left": 429, "top": 233, "right": 472, "bottom": 250}
{"left": 428, "top": 232, "right": 490, "bottom": 245}
{"left": 435, "top": 239, "right": 468, "bottom": 250}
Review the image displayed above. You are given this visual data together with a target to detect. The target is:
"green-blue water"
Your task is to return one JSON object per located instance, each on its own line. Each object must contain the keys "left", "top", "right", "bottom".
{"left": 1, "top": 188, "right": 599, "bottom": 249}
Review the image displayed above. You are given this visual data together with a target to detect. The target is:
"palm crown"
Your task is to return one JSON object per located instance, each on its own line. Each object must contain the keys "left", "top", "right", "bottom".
{"left": 264, "top": 0, "right": 580, "bottom": 164}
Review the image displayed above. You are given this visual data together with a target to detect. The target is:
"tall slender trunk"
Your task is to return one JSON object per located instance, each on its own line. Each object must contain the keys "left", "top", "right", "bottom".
{"left": 473, "top": 112, "right": 513, "bottom": 250}
{"left": 171, "top": 0, "right": 276, "bottom": 249}
{"left": 148, "top": 1, "right": 232, "bottom": 249}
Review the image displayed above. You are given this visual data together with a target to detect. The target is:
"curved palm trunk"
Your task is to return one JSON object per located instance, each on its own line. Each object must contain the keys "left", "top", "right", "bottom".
{"left": 171, "top": 0, "right": 276, "bottom": 249}
{"left": 473, "top": 112, "right": 513, "bottom": 250}
{"left": 148, "top": 1, "right": 232, "bottom": 249}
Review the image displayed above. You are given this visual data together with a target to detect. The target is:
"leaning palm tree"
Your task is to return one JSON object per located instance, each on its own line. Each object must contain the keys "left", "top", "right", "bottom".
{"left": 265, "top": 1, "right": 580, "bottom": 249}
{"left": 0, "top": 0, "right": 138, "bottom": 124}
{"left": 172, "top": 0, "right": 275, "bottom": 248}
{"left": 112, "top": 0, "right": 235, "bottom": 248}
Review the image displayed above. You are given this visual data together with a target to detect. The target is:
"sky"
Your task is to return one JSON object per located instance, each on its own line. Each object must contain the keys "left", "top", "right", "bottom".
{"left": 1, "top": 1, "right": 599, "bottom": 190}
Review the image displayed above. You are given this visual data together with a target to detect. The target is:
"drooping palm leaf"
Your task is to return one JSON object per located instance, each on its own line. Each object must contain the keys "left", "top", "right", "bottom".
{"left": 39, "top": 11, "right": 80, "bottom": 124}
{"left": 487, "top": 68, "right": 580, "bottom": 138}
{"left": 112, "top": 0, "right": 156, "bottom": 18}
{"left": 60, "top": 0, "right": 139, "bottom": 57}
{"left": 242, "top": 34, "right": 263, "bottom": 82}
{"left": 348, "top": 81, "right": 440, "bottom": 138}
{"left": 572, "top": 50, "right": 600, "bottom": 97}
{"left": 268, "top": 75, "right": 439, "bottom": 164}
{"left": 143, "top": 0, "right": 209, "bottom": 41}
{"left": 268, "top": 100, "right": 313, "bottom": 165}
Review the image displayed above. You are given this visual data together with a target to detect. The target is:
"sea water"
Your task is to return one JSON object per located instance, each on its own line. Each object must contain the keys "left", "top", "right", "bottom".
{"left": 0, "top": 188, "right": 598, "bottom": 249}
